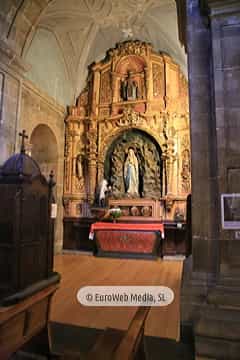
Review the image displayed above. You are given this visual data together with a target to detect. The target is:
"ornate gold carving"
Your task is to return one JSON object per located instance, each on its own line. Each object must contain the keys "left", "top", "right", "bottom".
{"left": 99, "top": 108, "right": 110, "bottom": 118}
{"left": 181, "top": 134, "right": 190, "bottom": 150}
{"left": 141, "top": 206, "right": 152, "bottom": 217}
{"left": 153, "top": 63, "right": 163, "bottom": 98}
{"left": 75, "top": 177, "right": 85, "bottom": 192}
{"left": 100, "top": 71, "right": 111, "bottom": 104}
{"left": 181, "top": 135, "right": 191, "bottom": 194}
{"left": 87, "top": 127, "right": 97, "bottom": 159}
{"left": 108, "top": 41, "right": 150, "bottom": 58}
{"left": 118, "top": 108, "right": 142, "bottom": 126}
{"left": 64, "top": 159, "right": 70, "bottom": 193}
{"left": 63, "top": 40, "right": 190, "bottom": 218}
{"left": 181, "top": 149, "right": 191, "bottom": 193}
{"left": 79, "top": 90, "right": 88, "bottom": 107}
{"left": 64, "top": 127, "right": 70, "bottom": 157}
{"left": 74, "top": 88, "right": 89, "bottom": 117}
{"left": 109, "top": 199, "right": 158, "bottom": 218}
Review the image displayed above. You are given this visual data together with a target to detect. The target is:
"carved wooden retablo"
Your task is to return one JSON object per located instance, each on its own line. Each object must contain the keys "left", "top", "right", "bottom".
{"left": 63, "top": 40, "right": 190, "bottom": 220}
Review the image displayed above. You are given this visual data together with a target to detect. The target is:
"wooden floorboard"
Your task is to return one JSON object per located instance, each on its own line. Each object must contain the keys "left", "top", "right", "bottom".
{"left": 51, "top": 254, "right": 183, "bottom": 341}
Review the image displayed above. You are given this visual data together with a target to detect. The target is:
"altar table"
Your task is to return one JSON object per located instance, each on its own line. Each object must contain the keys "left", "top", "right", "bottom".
{"left": 89, "top": 222, "right": 164, "bottom": 259}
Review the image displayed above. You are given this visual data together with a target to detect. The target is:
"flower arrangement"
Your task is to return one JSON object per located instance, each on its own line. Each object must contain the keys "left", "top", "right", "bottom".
{"left": 109, "top": 207, "right": 122, "bottom": 220}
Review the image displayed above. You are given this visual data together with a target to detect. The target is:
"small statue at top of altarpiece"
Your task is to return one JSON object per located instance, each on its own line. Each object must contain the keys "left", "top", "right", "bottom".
{"left": 120, "top": 77, "right": 138, "bottom": 101}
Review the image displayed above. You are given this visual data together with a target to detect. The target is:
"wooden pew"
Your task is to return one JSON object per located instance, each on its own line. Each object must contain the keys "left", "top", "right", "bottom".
{"left": 113, "top": 306, "right": 150, "bottom": 360}
{"left": 0, "top": 283, "right": 59, "bottom": 359}
{"left": 62, "top": 306, "right": 150, "bottom": 360}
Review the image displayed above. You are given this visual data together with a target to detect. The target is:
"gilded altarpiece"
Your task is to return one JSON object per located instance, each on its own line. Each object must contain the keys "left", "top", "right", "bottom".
{"left": 63, "top": 41, "right": 190, "bottom": 221}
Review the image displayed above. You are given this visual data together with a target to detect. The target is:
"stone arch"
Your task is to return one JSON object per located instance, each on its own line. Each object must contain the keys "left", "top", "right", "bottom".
{"left": 115, "top": 55, "right": 147, "bottom": 101}
{"left": 30, "top": 123, "right": 58, "bottom": 181}
{"left": 99, "top": 125, "right": 164, "bottom": 167}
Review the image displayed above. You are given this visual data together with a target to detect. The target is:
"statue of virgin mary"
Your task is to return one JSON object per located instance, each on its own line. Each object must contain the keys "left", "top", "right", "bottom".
{"left": 124, "top": 148, "right": 139, "bottom": 197}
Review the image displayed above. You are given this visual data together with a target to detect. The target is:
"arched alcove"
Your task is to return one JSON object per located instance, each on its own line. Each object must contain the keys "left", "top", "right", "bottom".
{"left": 30, "top": 124, "right": 58, "bottom": 180}
{"left": 104, "top": 129, "right": 163, "bottom": 199}
{"left": 115, "top": 55, "right": 146, "bottom": 74}
{"left": 115, "top": 55, "right": 147, "bottom": 103}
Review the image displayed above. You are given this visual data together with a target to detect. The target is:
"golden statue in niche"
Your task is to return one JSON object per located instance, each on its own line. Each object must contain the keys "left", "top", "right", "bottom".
{"left": 64, "top": 40, "right": 190, "bottom": 220}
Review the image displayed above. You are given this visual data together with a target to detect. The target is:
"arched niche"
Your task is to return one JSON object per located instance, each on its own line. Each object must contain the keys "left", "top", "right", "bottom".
{"left": 30, "top": 124, "right": 58, "bottom": 180}
{"left": 115, "top": 55, "right": 146, "bottom": 73}
{"left": 115, "top": 55, "right": 147, "bottom": 102}
{"left": 104, "top": 129, "right": 163, "bottom": 199}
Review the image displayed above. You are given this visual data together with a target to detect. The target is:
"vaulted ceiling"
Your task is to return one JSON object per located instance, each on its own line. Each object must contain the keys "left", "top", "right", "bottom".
{"left": 36, "top": 0, "right": 186, "bottom": 97}
{"left": 0, "top": 0, "right": 187, "bottom": 106}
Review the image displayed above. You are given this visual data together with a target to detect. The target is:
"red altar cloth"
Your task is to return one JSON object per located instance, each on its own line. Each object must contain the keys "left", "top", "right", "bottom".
{"left": 89, "top": 222, "right": 164, "bottom": 240}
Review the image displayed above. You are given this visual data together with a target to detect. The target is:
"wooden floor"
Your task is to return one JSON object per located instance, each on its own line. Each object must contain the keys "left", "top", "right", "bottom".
{"left": 51, "top": 254, "right": 183, "bottom": 341}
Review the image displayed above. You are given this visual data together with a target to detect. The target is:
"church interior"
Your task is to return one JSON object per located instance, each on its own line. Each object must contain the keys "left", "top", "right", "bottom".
{"left": 0, "top": 0, "right": 240, "bottom": 359}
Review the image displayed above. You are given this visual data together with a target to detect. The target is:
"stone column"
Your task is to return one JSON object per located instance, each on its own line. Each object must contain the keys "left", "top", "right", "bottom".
{"left": 182, "top": 1, "right": 240, "bottom": 359}
{"left": 187, "top": 0, "right": 217, "bottom": 276}
{"left": 181, "top": 0, "right": 218, "bottom": 324}
{"left": 208, "top": 0, "right": 240, "bottom": 282}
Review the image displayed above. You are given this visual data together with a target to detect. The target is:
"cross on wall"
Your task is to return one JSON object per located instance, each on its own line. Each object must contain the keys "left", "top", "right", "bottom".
{"left": 19, "top": 129, "right": 29, "bottom": 154}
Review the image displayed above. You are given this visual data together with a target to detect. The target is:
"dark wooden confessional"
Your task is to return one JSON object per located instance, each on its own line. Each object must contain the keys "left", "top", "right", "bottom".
{"left": 0, "top": 130, "right": 60, "bottom": 356}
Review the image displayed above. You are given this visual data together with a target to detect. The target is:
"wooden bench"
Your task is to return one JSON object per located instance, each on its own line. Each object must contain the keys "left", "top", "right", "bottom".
{"left": 62, "top": 306, "right": 150, "bottom": 360}
{"left": 0, "top": 283, "right": 59, "bottom": 359}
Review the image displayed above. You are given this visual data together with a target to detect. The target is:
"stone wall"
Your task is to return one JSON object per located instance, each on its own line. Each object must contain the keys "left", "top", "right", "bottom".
{"left": 209, "top": 0, "right": 240, "bottom": 279}
{"left": 0, "top": 0, "right": 46, "bottom": 163}
{"left": 0, "top": 58, "right": 65, "bottom": 254}
{"left": 20, "top": 79, "right": 66, "bottom": 253}
{"left": 181, "top": 0, "right": 217, "bottom": 325}
{"left": 182, "top": 0, "right": 240, "bottom": 358}
{"left": 0, "top": 65, "right": 21, "bottom": 163}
